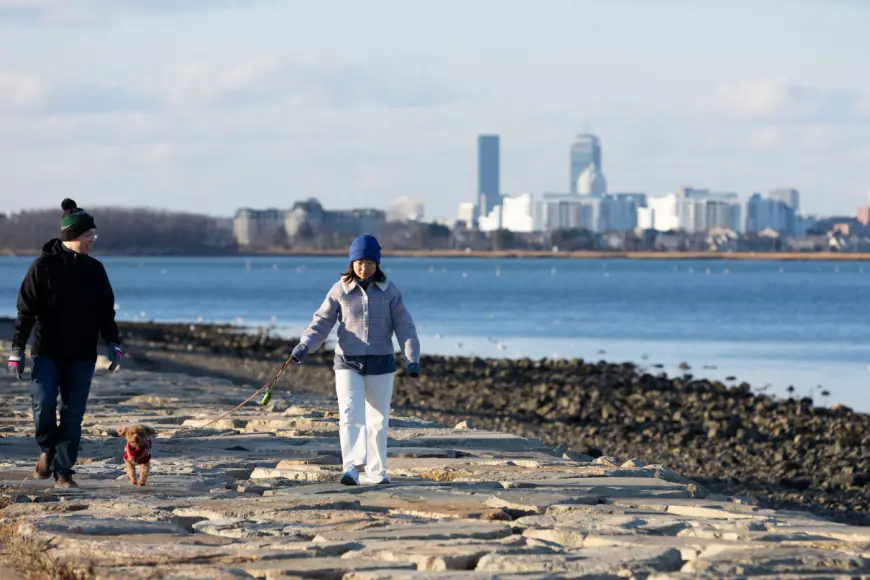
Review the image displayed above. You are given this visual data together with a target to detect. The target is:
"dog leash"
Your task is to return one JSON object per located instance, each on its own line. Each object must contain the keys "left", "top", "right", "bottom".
{"left": 174, "top": 357, "right": 295, "bottom": 434}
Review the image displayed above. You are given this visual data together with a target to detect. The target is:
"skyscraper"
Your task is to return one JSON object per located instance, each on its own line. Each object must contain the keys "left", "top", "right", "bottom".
{"left": 767, "top": 187, "right": 800, "bottom": 213}
{"left": 477, "top": 135, "right": 500, "bottom": 216}
{"left": 570, "top": 133, "right": 602, "bottom": 194}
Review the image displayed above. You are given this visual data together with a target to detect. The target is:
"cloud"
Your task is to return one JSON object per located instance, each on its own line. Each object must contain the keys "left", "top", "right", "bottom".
{"left": 155, "top": 58, "right": 464, "bottom": 110}
{"left": 700, "top": 79, "right": 870, "bottom": 124}
{"left": 42, "top": 83, "right": 163, "bottom": 116}
{"left": 0, "top": 72, "right": 161, "bottom": 116}
{"left": 0, "top": 0, "right": 275, "bottom": 26}
{"left": 0, "top": 56, "right": 463, "bottom": 120}
{"left": 2, "top": 67, "right": 867, "bottom": 219}
{"left": 0, "top": 72, "right": 47, "bottom": 110}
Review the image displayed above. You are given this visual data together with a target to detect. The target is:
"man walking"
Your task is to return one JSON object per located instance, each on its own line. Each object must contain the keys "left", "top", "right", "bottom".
{"left": 6, "top": 198, "right": 123, "bottom": 488}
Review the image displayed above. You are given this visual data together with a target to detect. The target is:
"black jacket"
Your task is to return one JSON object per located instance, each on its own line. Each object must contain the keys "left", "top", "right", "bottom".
{"left": 11, "top": 239, "right": 120, "bottom": 360}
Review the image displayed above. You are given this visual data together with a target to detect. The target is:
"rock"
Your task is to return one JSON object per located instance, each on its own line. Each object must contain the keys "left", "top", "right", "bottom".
{"left": 192, "top": 518, "right": 298, "bottom": 539}
{"left": 339, "top": 538, "right": 540, "bottom": 572}
{"left": 563, "top": 451, "right": 594, "bottom": 463}
{"left": 476, "top": 546, "right": 684, "bottom": 575}
{"left": 240, "top": 557, "right": 417, "bottom": 577}
{"left": 682, "top": 547, "right": 870, "bottom": 575}
{"left": 115, "top": 320, "right": 870, "bottom": 526}
{"left": 454, "top": 420, "right": 475, "bottom": 430}
{"left": 419, "top": 467, "right": 473, "bottom": 482}
{"left": 313, "top": 523, "right": 514, "bottom": 544}
{"left": 2, "top": 322, "right": 868, "bottom": 579}
{"left": 18, "top": 516, "right": 189, "bottom": 537}
{"left": 485, "top": 492, "right": 599, "bottom": 516}
{"left": 250, "top": 466, "right": 339, "bottom": 482}
{"left": 236, "top": 484, "right": 269, "bottom": 495}
{"left": 277, "top": 456, "right": 342, "bottom": 467}
{"left": 500, "top": 481, "right": 536, "bottom": 489}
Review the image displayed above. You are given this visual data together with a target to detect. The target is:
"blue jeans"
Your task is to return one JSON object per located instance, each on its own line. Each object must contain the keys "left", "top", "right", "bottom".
{"left": 29, "top": 356, "right": 96, "bottom": 477}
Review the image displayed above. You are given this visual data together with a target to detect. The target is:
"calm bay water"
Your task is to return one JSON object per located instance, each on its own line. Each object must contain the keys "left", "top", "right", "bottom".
{"left": 1, "top": 255, "right": 869, "bottom": 411}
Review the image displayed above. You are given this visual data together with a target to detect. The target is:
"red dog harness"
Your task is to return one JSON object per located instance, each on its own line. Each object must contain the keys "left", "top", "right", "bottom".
{"left": 124, "top": 437, "right": 152, "bottom": 465}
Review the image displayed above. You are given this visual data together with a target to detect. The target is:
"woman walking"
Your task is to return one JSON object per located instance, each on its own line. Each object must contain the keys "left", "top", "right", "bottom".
{"left": 291, "top": 235, "right": 420, "bottom": 485}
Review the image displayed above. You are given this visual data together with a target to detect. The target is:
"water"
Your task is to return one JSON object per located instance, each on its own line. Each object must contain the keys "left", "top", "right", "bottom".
{"left": 1, "top": 255, "right": 869, "bottom": 411}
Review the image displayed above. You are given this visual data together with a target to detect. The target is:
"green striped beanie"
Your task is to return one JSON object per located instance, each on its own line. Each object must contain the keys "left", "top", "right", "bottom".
{"left": 60, "top": 198, "right": 96, "bottom": 241}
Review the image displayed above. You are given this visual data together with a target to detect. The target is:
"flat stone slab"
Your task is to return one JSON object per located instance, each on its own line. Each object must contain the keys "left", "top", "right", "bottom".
{"left": 18, "top": 515, "right": 189, "bottom": 537}
{"left": 2, "top": 367, "right": 870, "bottom": 579}
{"left": 313, "top": 522, "right": 514, "bottom": 543}
{"left": 239, "top": 556, "right": 418, "bottom": 577}
{"left": 681, "top": 546, "right": 870, "bottom": 575}
{"left": 476, "top": 546, "right": 685, "bottom": 575}
{"left": 484, "top": 490, "right": 601, "bottom": 514}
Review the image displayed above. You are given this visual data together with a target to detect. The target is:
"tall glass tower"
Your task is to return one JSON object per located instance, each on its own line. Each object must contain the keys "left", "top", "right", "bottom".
{"left": 477, "top": 134, "right": 500, "bottom": 216}
{"left": 570, "top": 133, "right": 602, "bottom": 194}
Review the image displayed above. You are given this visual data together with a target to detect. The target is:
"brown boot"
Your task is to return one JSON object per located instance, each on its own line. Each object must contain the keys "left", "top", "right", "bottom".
{"left": 54, "top": 474, "right": 79, "bottom": 489}
{"left": 33, "top": 452, "right": 53, "bottom": 480}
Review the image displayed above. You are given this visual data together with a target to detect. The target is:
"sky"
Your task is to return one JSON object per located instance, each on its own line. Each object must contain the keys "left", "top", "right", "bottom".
{"left": 0, "top": 0, "right": 868, "bottom": 220}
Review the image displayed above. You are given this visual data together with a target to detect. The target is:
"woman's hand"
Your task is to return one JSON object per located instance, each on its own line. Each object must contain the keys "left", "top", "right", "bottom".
{"left": 290, "top": 344, "right": 309, "bottom": 364}
{"left": 406, "top": 362, "right": 420, "bottom": 378}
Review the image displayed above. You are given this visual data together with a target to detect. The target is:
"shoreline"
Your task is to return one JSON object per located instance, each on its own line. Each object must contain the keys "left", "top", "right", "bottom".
{"left": 119, "top": 320, "right": 870, "bottom": 525}
{"left": 5, "top": 363, "right": 867, "bottom": 577}
{"left": 3, "top": 317, "right": 869, "bottom": 525}
{"left": 4, "top": 248, "right": 870, "bottom": 260}
{"left": 4, "top": 316, "right": 859, "bottom": 412}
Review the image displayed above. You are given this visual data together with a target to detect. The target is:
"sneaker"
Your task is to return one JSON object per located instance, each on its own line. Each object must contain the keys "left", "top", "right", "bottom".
{"left": 54, "top": 474, "right": 79, "bottom": 489}
{"left": 361, "top": 473, "right": 391, "bottom": 485}
{"left": 339, "top": 466, "right": 360, "bottom": 486}
{"left": 33, "top": 452, "right": 53, "bottom": 480}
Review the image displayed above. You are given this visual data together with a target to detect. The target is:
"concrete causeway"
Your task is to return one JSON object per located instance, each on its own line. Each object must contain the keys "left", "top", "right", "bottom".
{"left": 2, "top": 366, "right": 870, "bottom": 579}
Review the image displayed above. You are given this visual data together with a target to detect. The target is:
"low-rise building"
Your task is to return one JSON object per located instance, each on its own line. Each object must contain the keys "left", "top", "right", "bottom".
{"left": 233, "top": 200, "right": 386, "bottom": 248}
{"left": 389, "top": 197, "right": 424, "bottom": 222}
{"left": 233, "top": 208, "right": 284, "bottom": 247}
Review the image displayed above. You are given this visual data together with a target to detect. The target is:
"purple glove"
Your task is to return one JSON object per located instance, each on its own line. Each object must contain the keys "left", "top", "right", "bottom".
{"left": 7, "top": 349, "right": 24, "bottom": 380}
{"left": 290, "top": 344, "right": 308, "bottom": 364}
{"left": 108, "top": 343, "right": 123, "bottom": 372}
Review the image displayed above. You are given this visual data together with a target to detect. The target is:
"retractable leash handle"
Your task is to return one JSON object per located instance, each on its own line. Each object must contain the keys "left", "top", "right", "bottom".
{"left": 260, "top": 380, "right": 278, "bottom": 406}
{"left": 261, "top": 358, "right": 293, "bottom": 406}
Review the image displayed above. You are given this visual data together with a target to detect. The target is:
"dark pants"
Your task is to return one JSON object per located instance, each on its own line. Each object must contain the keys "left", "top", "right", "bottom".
{"left": 29, "top": 356, "right": 96, "bottom": 477}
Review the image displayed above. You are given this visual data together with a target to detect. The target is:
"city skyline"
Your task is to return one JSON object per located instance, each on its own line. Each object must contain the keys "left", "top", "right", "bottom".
{"left": 0, "top": 1, "right": 869, "bottom": 220}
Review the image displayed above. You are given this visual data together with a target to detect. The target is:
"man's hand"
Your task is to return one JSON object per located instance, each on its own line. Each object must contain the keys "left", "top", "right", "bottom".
{"left": 7, "top": 349, "right": 24, "bottom": 380}
{"left": 407, "top": 362, "right": 420, "bottom": 379}
{"left": 290, "top": 344, "right": 308, "bottom": 364}
{"left": 107, "top": 343, "right": 123, "bottom": 372}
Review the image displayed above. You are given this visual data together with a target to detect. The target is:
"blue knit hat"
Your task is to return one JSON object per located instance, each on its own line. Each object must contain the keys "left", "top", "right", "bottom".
{"left": 349, "top": 234, "right": 382, "bottom": 264}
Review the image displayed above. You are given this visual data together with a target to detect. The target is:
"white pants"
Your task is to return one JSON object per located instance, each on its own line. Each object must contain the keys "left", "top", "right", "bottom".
{"left": 334, "top": 370, "right": 394, "bottom": 478}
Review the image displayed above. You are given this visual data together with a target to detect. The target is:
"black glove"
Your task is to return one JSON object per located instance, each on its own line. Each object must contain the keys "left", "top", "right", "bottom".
{"left": 7, "top": 348, "right": 25, "bottom": 380}
{"left": 407, "top": 362, "right": 420, "bottom": 378}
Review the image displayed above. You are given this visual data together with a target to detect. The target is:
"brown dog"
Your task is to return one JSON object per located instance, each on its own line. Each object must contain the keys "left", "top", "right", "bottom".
{"left": 118, "top": 424, "right": 156, "bottom": 486}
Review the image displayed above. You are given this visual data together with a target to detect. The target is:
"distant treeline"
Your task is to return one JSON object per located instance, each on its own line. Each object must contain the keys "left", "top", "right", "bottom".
{"left": 0, "top": 208, "right": 237, "bottom": 254}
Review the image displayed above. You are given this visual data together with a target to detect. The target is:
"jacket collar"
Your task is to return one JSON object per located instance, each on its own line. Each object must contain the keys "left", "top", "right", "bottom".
{"left": 341, "top": 278, "right": 390, "bottom": 294}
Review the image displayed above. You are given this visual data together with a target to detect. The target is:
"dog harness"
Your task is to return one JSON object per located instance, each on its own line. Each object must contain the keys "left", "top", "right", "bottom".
{"left": 124, "top": 437, "right": 152, "bottom": 465}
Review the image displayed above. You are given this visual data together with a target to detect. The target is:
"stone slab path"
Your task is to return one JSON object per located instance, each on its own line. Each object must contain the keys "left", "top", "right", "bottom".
{"left": 2, "top": 368, "right": 870, "bottom": 579}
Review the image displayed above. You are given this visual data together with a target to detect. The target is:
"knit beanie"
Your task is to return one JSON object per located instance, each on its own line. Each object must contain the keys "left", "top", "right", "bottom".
{"left": 60, "top": 198, "right": 96, "bottom": 241}
{"left": 348, "top": 234, "right": 382, "bottom": 264}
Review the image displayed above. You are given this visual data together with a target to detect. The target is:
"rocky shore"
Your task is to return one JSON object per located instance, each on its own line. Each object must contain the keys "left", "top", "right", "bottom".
{"left": 94, "top": 321, "right": 870, "bottom": 529}
{"left": 4, "top": 360, "right": 870, "bottom": 578}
